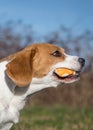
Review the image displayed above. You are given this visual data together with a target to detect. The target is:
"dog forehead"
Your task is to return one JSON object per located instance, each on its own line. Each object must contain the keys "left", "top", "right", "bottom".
{"left": 35, "top": 43, "right": 64, "bottom": 53}
{"left": 25, "top": 43, "right": 65, "bottom": 54}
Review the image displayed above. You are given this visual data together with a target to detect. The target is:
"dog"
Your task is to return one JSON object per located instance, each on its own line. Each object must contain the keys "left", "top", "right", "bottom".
{"left": 0, "top": 43, "right": 85, "bottom": 130}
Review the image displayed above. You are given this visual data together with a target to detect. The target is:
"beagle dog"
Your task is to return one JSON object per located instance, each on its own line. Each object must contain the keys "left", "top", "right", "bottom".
{"left": 0, "top": 43, "right": 85, "bottom": 130}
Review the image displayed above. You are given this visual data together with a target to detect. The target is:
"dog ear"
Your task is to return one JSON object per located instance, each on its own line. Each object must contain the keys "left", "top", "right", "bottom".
{"left": 6, "top": 49, "right": 36, "bottom": 87}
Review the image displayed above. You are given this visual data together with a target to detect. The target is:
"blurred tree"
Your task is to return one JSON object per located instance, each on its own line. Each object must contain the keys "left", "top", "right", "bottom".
{"left": 0, "top": 22, "right": 93, "bottom": 70}
{"left": 0, "top": 21, "right": 34, "bottom": 58}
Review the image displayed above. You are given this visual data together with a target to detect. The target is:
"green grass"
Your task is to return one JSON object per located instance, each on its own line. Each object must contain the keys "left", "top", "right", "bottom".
{"left": 12, "top": 105, "right": 93, "bottom": 130}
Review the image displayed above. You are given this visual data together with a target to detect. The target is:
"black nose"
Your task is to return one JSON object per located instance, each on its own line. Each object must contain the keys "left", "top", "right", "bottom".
{"left": 78, "top": 58, "right": 85, "bottom": 67}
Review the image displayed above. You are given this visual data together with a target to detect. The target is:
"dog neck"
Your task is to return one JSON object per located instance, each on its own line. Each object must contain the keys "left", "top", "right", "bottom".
{"left": 0, "top": 61, "right": 59, "bottom": 130}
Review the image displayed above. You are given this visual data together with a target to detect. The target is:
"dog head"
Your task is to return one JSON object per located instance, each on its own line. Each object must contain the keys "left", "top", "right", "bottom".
{"left": 6, "top": 43, "right": 85, "bottom": 87}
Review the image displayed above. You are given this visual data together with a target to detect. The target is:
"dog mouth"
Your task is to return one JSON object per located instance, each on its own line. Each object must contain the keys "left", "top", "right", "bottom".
{"left": 53, "top": 68, "right": 80, "bottom": 83}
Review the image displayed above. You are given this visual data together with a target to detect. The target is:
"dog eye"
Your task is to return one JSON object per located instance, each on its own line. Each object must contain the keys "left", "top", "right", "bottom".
{"left": 52, "top": 50, "right": 62, "bottom": 57}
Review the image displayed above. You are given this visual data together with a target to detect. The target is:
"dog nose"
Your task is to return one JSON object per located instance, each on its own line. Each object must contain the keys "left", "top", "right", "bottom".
{"left": 78, "top": 58, "right": 85, "bottom": 67}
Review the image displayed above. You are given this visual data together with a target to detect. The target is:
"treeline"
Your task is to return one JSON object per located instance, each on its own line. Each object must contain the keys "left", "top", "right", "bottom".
{"left": 0, "top": 22, "right": 93, "bottom": 70}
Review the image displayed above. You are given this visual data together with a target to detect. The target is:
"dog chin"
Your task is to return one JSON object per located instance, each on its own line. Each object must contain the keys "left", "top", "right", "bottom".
{"left": 61, "top": 77, "right": 80, "bottom": 84}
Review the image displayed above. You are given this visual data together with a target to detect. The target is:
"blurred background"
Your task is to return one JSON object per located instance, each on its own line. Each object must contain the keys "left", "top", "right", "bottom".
{"left": 0, "top": 0, "right": 93, "bottom": 130}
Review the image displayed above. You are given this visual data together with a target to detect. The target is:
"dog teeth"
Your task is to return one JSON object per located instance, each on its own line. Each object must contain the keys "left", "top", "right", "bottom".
{"left": 61, "top": 73, "right": 69, "bottom": 77}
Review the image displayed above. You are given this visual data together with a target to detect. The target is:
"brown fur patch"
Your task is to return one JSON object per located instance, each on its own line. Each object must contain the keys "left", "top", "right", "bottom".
{"left": 2, "top": 43, "right": 66, "bottom": 87}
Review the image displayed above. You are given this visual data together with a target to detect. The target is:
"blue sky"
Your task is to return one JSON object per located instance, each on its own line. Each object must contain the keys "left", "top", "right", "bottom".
{"left": 0, "top": 0, "right": 93, "bottom": 36}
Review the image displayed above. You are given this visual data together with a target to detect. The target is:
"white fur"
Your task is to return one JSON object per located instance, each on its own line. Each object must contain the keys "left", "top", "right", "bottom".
{"left": 0, "top": 54, "right": 81, "bottom": 130}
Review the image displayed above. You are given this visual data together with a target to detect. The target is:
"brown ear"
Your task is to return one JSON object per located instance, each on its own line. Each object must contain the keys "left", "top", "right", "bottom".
{"left": 6, "top": 49, "right": 36, "bottom": 87}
